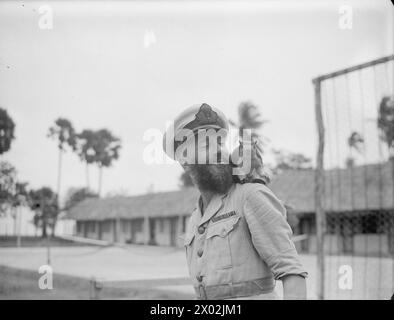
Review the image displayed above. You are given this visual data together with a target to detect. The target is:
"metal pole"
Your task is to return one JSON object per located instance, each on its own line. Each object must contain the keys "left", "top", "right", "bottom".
{"left": 43, "top": 199, "right": 51, "bottom": 266}
{"left": 16, "top": 206, "right": 21, "bottom": 248}
{"left": 89, "top": 277, "right": 95, "bottom": 299}
{"left": 46, "top": 233, "right": 51, "bottom": 265}
{"left": 313, "top": 78, "right": 326, "bottom": 300}
{"left": 312, "top": 54, "right": 394, "bottom": 83}
{"left": 89, "top": 277, "right": 102, "bottom": 300}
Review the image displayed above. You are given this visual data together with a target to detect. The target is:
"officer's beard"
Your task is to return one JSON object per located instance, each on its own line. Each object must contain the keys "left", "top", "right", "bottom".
{"left": 186, "top": 164, "right": 234, "bottom": 194}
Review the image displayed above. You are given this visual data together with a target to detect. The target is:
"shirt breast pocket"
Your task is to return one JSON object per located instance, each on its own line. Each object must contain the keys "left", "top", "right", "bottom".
{"left": 183, "top": 232, "right": 195, "bottom": 247}
{"left": 183, "top": 232, "right": 195, "bottom": 268}
{"left": 206, "top": 216, "right": 241, "bottom": 270}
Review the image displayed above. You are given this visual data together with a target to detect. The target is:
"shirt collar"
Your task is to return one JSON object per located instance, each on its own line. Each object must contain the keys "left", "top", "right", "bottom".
{"left": 195, "top": 184, "right": 235, "bottom": 227}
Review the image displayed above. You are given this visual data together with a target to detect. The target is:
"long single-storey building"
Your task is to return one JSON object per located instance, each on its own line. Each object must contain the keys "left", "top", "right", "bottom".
{"left": 67, "top": 162, "right": 394, "bottom": 256}
{"left": 68, "top": 187, "right": 200, "bottom": 247}
{"left": 269, "top": 162, "right": 394, "bottom": 256}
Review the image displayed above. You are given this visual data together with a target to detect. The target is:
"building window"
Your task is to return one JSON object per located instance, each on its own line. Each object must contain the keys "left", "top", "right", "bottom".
{"left": 361, "top": 214, "right": 378, "bottom": 234}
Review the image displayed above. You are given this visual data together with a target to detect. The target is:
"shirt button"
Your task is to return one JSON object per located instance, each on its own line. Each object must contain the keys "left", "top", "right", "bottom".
{"left": 196, "top": 275, "right": 203, "bottom": 282}
{"left": 197, "top": 249, "right": 203, "bottom": 257}
{"left": 198, "top": 226, "right": 205, "bottom": 234}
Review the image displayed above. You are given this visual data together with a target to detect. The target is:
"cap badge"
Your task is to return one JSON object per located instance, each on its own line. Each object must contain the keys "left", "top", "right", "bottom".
{"left": 195, "top": 103, "right": 219, "bottom": 125}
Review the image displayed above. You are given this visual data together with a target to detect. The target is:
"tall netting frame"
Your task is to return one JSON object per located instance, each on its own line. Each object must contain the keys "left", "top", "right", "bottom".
{"left": 313, "top": 54, "right": 394, "bottom": 300}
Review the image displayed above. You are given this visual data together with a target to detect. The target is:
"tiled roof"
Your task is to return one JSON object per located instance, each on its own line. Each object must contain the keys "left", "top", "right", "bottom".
{"left": 68, "top": 188, "right": 200, "bottom": 221}
{"left": 271, "top": 162, "right": 394, "bottom": 213}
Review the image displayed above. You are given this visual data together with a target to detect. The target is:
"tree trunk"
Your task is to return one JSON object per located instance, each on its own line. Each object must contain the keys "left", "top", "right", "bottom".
{"left": 12, "top": 207, "right": 17, "bottom": 236}
{"left": 55, "top": 148, "right": 62, "bottom": 240}
{"left": 391, "top": 155, "right": 394, "bottom": 209}
{"left": 51, "top": 220, "right": 56, "bottom": 237}
{"left": 16, "top": 206, "right": 21, "bottom": 247}
{"left": 390, "top": 154, "right": 394, "bottom": 255}
{"left": 98, "top": 165, "right": 103, "bottom": 196}
{"left": 57, "top": 148, "right": 62, "bottom": 202}
{"left": 42, "top": 222, "right": 47, "bottom": 238}
{"left": 86, "top": 163, "right": 90, "bottom": 189}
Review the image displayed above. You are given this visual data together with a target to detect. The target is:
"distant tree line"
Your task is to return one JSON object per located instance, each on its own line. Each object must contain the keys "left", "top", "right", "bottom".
{"left": 346, "top": 95, "right": 394, "bottom": 167}
{"left": 0, "top": 108, "right": 121, "bottom": 238}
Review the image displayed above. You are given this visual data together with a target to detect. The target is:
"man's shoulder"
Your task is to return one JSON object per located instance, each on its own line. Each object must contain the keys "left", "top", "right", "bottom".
{"left": 232, "top": 182, "right": 286, "bottom": 215}
{"left": 229, "top": 182, "right": 269, "bottom": 208}
{"left": 232, "top": 182, "right": 273, "bottom": 199}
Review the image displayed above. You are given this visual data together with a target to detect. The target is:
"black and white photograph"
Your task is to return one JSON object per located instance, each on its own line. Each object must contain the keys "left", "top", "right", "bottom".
{"left": 0, "top": 0, "right": 393, "bottom": 305}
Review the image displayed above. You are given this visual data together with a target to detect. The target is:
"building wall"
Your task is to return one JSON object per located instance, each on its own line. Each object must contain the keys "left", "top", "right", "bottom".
{"left": 55, "top": 219, "right": 76, "bottom": 236}
{"left": 74, "top": 215, "right": 190, "bottom": 246}
{"left": 74, "top": 211, "right": 392, "bottom": 255}
{"left": 151, "top": 216, "right": 186, "bottom": 247}
{"left": 100, "top": 220, "right": 115, "bottom": 242}
{"left": 306, "top": 235, "right": 341, "bottom": 254}
{"left": 132, "top": 218, "right": 145, "bottom": 244}
{"left": 353, "top": 234, "right": 389, "bottom": 255}
{"left": 305, "top": 234, "right": 391, "bottom": 256}
{"left": 298, "top": 211, "right": 394, "bottom": 256}
{"left": 120, "top": 220, "right": 131, "bottom": 243}
{"left": 117, "top": 219, "right": 145, "bottom": 244}
{"left": 153, "top": 218, "right": 171, "bottom": 246}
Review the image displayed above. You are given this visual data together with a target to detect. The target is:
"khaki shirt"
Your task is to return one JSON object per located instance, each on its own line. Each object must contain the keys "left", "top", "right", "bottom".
{"left": 184, "top": 182, "right": 307, "bottom": 300}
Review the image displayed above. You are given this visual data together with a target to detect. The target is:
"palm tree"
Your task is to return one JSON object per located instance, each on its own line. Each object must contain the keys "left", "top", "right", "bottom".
{"left": 47, "top": 118, "right": 77, "bottom": 204}
{"left": 347, "top": 131, "right": 364, "bottom": 155}
{"left": 0, "top": 108, "right": 15, "bottom": 157}
{"left": 228, "top": 101, "right": 271, "bottom": 184}
{"left": 377, "top": 96, "right": 394, "bottom": 158}
{"left": 93, "top": 129, "right": 121, "bottom": 196}
{"left": 229, "top": 101, "right": 269, "bottom": 163}
{"left": 346, "top": 131, "right": 364, "bottom": 169}
{"left": 77, "top": 129, "right": 121, "bottom": 195}
{"left": 76, "top": 129, "right": 96, "bottom": 189}
{"left": 229, "top": 101, "right": 269, "bottom": 144}
{"left": 377, "top": 96, "right": 394, "bottom": 226}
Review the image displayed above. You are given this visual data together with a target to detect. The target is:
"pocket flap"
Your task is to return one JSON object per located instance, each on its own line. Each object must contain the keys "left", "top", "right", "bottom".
{"left": 183, "top": 232, "right": 195, "bottom": 246}
{"left": 206, "top": 216, "right": 240, "bottom": 239}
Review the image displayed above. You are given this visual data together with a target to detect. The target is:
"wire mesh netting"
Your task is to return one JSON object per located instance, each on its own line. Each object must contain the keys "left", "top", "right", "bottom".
{"left": 316, "top": 55, "right": 394, "bottom": 299}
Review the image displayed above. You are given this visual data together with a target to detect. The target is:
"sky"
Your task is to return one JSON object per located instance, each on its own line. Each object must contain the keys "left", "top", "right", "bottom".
{"left": 0, "top": 0, "right": 393, "bottom": 201}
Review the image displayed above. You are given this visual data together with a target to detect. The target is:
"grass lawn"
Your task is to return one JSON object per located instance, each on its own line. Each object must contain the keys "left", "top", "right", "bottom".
{"left": 0, "top": 266, "right": 193, "bottom": 300}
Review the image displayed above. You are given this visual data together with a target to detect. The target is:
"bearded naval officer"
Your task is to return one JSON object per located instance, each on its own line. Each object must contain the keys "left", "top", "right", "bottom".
{"left": 163, "top": 103, "right": 308, "bottom": 300}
